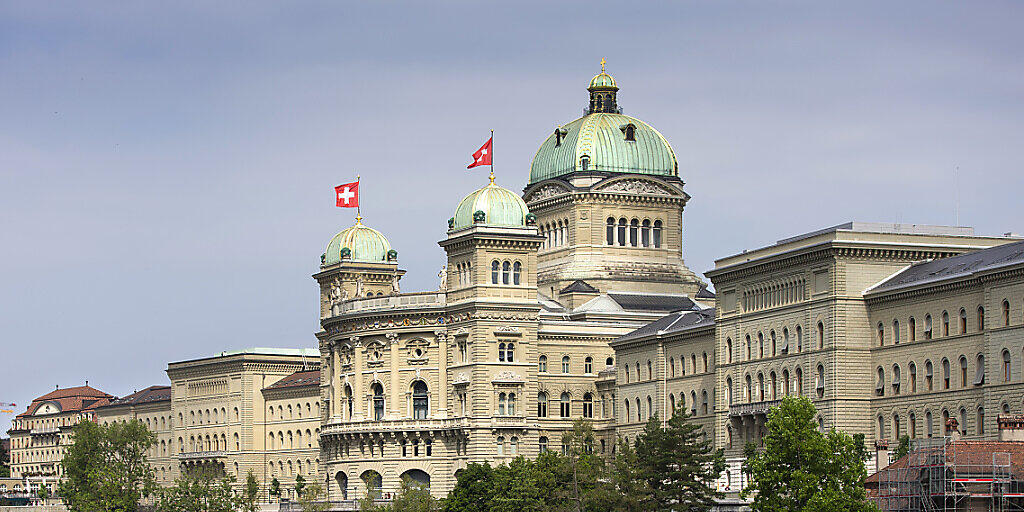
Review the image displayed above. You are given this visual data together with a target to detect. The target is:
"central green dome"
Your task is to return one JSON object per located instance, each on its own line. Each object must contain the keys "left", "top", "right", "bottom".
{"left": 451, "top": 178, "right": 531, "bottom": 231}
{"left": 323, "top": 218, "right": 393, "bottom": 266}
{"left": 529, "top": 112, "right": 678, "bottom": 184}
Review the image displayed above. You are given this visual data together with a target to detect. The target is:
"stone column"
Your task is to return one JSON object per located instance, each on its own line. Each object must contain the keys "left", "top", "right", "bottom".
{"left": 387, "top": 332, "right": 400, "bottom": 420}
{"left": 352, "top": 337, "right": 364, "bottom": 420}
{"left": 334, "top": 343, "right": 343, "bottom": 421}
{"left": 436, "top": 330, "right": 448, "bottom": 417}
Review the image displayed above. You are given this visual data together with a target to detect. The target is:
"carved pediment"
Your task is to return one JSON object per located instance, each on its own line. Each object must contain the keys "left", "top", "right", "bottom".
{"left": 491, "top": 370, "right": 524, "bottom": 383}
{"left": 595, "top": 178, "right": 678, "bottom": 197}
{"left": 526, "top": 183, "right": 572, "bottom": 203}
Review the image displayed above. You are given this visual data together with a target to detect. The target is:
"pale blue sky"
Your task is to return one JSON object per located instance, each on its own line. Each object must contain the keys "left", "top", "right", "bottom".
{"left": 2, "top": 1, "right": 1023, "bottom": 432}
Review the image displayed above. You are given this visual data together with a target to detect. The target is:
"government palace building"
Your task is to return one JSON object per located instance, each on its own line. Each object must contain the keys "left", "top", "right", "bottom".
{"left": 7, "top": 69, "right": 1024, "bottom": 503}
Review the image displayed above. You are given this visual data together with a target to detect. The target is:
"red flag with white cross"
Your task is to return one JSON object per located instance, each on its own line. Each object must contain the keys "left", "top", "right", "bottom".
{"left": 467, "top": 136, "right": 492, "bottom": 169}
{"left": 335, "top": 181, "right": 359, "bottom": 208}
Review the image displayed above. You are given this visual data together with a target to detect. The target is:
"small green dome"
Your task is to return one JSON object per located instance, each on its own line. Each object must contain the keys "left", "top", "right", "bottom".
{"left": 589, "top": 71, "right": 617, "bottom": 90}
{"left": 529, "top": 113, "right": 678, "bottom": 184}
{"left": 323, "top": 218, "right": 393, "bottom": 265}
{"left": 452, "top": 179, "right": 531, "bottom": 230}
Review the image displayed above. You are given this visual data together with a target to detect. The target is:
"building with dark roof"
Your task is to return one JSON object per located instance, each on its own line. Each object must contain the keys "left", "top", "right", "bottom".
{"left": 610, "top": 221, "right": 1024, "bottom": 499}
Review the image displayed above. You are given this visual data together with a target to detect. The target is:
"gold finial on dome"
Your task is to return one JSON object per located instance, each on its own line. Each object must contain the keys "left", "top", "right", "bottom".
{"left": 601, "top": 58, "right": 606, "bottom": 72}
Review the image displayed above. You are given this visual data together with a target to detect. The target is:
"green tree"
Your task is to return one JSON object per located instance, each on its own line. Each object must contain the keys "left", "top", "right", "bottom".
{"left": 295, "top": 474, "right": 307, "bottom": 497}
{"left": 156, "top": 469, "right": 240, "bottom": 512}
{"left": 634, "top": 408, "right": 725, "bottom": 512}
{"left": 892, "top": 435, "right": 911, "bottom": 461}
{"left": 58, "top": 419, "right": 157, "bottom": 512}
{"left": 441, "top": 462, "right": 495, "bottom": 512}
{"left": 298, "top": 482, "right": 330, "bottom": 512}
{"left": 386, "top": 477, "right": 438, "bottom": 512}
{"left": 490, "top": 457, "right": 545, "bottom": 512}
{"left": 38, "top": 485, "right": 50, "bottom": 500}
{"left": 603, "top": 437, "right": 653, "bottom": 512}
{"left": 240, "top": 470, "right": 261, "bottom": 512}
{"left": 269, "top": 477, "right": 281, "bottom": 500}
{"left": 742, "top": 396, "right": 877, "bottom": 512}
{"left": 558, "top": 420, "right": 610, "bottom": 512}
{"left": 0, "top": 438, "right": 9, "bottom": 478}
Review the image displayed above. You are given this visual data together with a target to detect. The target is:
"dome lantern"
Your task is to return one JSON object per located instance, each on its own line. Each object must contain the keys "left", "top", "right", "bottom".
{"left": 587, "top": 58, "right": 619, "bottom": 114}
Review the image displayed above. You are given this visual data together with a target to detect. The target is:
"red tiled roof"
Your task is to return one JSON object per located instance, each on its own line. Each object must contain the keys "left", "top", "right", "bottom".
{"left": 16, "top": 385, "right": 115, "bottom": 418}
{"left": 265, "top": 370, "right": 320, "bottom": 391}
{"left": 867, "top": 439, "right": 1024, "bottom": 486}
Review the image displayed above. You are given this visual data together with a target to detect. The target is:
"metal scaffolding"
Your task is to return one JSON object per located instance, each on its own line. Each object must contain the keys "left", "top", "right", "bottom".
{"left": 873, "top": 437, "right": 1024, "bottom": 512}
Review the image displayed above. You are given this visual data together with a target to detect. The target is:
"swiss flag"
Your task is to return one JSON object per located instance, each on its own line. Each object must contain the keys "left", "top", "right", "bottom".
{"left": 467, "top": 137, "right": 492, "bottom": 169}
{"left": 335, "top": 181, "right": 359, "bottom": 208}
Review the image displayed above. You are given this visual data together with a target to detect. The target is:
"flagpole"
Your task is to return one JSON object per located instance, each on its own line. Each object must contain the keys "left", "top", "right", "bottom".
{"left": 356, "top": 174, "right": 362, "bottom": 223}
{"left": 489, "top": 129, "right": 494, "bottom": 184}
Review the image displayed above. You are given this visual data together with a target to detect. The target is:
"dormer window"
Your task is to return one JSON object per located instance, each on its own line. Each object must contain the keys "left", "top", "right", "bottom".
{"left": 580, "top": 155, "right": 590, "bottom": 171}
{"left": 554, "top": 128, "right": 564, "bottom": 147}
{"left": 624, "top": 124, "right": 636, "bottom": 141}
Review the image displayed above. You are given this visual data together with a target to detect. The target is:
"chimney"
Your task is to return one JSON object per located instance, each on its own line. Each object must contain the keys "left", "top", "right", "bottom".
{"left": 875, "top": 439, "right": 890, "bottom": 470}
{"left": 998, "top": 414, "right": 1024, "bottom": 442}
{"left": 946, "top": 417, "right": 961, "bottom": 441}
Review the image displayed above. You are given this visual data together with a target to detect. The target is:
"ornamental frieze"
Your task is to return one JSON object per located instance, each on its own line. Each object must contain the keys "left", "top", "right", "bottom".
{"left": 527, "top": 184, "right": 571, "bottom": 203}
{"left": 596, "top": 179, "right": 675, "bottom": 196}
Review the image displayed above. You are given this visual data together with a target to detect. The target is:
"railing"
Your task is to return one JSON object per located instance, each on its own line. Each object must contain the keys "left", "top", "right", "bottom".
{"left": 492, "top": 416, "right": 527, "bottom": 428}
{"left": 30, "top": 428, "right": 60, "bottom": 435}
{"left": 728, "top": 399, "right": 782, "bottom": 417}
{"left": 176, "top": 450, "right": 227, "bottom": 460}
{"left": 338, "top": 292, "right": 445, "bottom": 315}
{"left": 321, "top": 417, "right": 467, "bottom": 435}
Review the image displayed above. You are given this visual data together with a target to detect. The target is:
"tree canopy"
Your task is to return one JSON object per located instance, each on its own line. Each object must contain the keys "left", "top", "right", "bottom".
{"left": 741, "top": 396, "right": 877, "bottom": 512}
{"left": 155, "top": 469, "right": 239, "bottom": 512}
{"left": 58, "top": 419, "right": 157, "bottom": 512}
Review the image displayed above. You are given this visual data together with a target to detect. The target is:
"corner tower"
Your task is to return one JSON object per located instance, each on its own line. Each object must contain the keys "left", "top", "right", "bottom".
{"left": 523, "top": 67, "right": 704, "bottom": 299}
{"left": 314, "top": 216, "right": 404, "bottom": 320}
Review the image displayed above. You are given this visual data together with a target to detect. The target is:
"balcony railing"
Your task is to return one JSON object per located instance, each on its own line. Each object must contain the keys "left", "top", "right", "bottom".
{"left": 176, "top": 450, "right": 228, "bottom": 461}
{"left": 492, "top": 416, "right": 527, "bottom": 428}
{"left": 30, "top": 428, "right": 60, "bottom": 436}
{"left": 728, "top": 399, "right": 782, "bottom": 417}
{"left": 338, "top": 292, "right": 445, "bottom": 315}
{"left": 321, "top": 417, "right": 467, "bottom": 436}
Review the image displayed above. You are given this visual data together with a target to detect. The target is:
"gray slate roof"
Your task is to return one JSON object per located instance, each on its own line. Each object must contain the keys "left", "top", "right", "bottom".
{"left": 607, "top": 293, "right": 700, "bottom": 312}
{"left": 869, "top": 239, "right": 1024, "bottom": 294}
{"left": 616, "top": 307, "right": 716, "bottom": 343}
{"left": 105, "top": 386, "right": 171, "bottom": 407}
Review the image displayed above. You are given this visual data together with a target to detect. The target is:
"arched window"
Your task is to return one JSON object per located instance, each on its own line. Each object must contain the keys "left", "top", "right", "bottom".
{"left": 585, "top": 356, "right": 593, "bottom": 374}
{"left": 562, "top": 356, "right": 570, "bottom": 374}
{"left": 959, "top": 408, "right": 968, "bottom": 435}
{"left": 498, "top": 393, "right": 506, "bottom": 415}
{"left": 498, "top": 342, "right": 506, "bottom": 362}
{"left": 894, "top": 413, "right": 901, "bottom": 439}
{"left": 893, "top": 320, "right": 901, "bottom": 344}
{"left": 629, "top": 219, "right": 639, "bottom": 246}
{"left": 537, "top": 392, "right": 548, "bottom": 417}
{"left": 726, "top": 378, "right": 733, "bottom": 404}
{"left": 1003, "top": 300, "right": 1011, "bottom": 326}
{"left": 796, "top": 367, "right": 803, "bottom": 395}
{"left": 1003, "top": 350, "right": 1012, "bottom": 382}
{"left": 606, "top": 218, "right": 615, "bottom": 245}
{"left": 345, "top": 384, "right": 353, "bottom": 419}
{"left": 909, "top": 317, "right": 916, "bottom": 341}
{"left": 878, "top": 415, "right": 886, "bottom": 440}
{"left": 580, "top": 155, "right": 590, "bottom": 171}
{"left": 924, "top": 314, "right": 933, "bottom": 339}
{"left": 669, "top": 357, "right": 676, "bottom": 378}
{"left": 745, "top": 375, "right": 753, "bottom": 403}
{"left": 501, "top": 261, "right": 511, "bottom": 285}
{"left": 978, "top": 306, "right": 985, "bottom": 332}
{"left": 758, "top": 333, "right": 765, "bottom": 358}
{"left": 648, "top": 396, "right": 655, "bottom": 418}
{"left": 539, "top": 436, "right": 548, "bottom": 453}
{"left": 876, "top": 367, "right": 885, "bottom": 396}
{"left": 909, "top": 413, "right": 917, "bottom": 439}
{"left": 726, "top": 338, "right": 733, "bottom": 363}
{"left": 942, "top": 358, "right": 951, "bottom": 389}
{"left": 909, "top": 362, "right": 917, "bottom": 393}
{"left": 782, "top": 369, "right": 790, "bottom": 396}
{"left": 926, "top": 410, "right": 934, "bottom": 437}
{"left": 606, "top": 356, "right": 613, "bottom": 367}
{"left": 746, "top": 335, "right": 752, "bottom": 360}
{"left": 703, "top": 352, "right": 709, "bottom": 372}
{"left": 816, "top": 365, "right": 825, "bottom": 398}
{"left": 652, "top": 220, "right": 663, "bottom": 248}
{"left": 878, "top": 323, "right": 885, "bottom": 346}
{"left": 796, "top": 325, "right": 803, "bottom": 352}
{"left": 959, "top": 356, "right": 968, "bottom": 387}
{"left": 560, "top": 393, "right": 571, "bottom": 418}
{"left": 371, "top": 383, "right": 385, "bottom": 421}
{"left": 506, "top": 342, "right": 515, "bottom": 362}
{"left": 782, "top": 328, "right": 790, "bottom": 355}
{"left": 817, "top": 322, "right": 824, "bottom": 348}
{"left": 757, "top": 373, "right": 765, "bottom": 401}
{"left": 512, "top": 261, "right": 522, "bottom": 285}
{"left": 892, "top": 364, "right": 901, "bottom": 395}
{"left": 625, "top": 125, "right": 636, "bottom": 141}
{"left": 770, "top": 372, "right": 777, "bottom": 399}
{"left": 624, "top": 400, "right": 630, "bottom": 421}
{"left": 538, "top": 355, "right": 547, "bottom": 373}
{"left": 641, "top": 219, "right": 651, "bottom": 247}
{"left": 583, "top": 393, "right": 593, "bottom": 418}
{"left": 670, "top": 393, "right": 676, "bottom": 411}
{"left": 617, "top": 218, "right": 627, "bottom": 246}
{"left": 647, "top": 360, "right": 653, "bottom": 379}
{"left": 508, "top": 393, "right": 516, "bottom": 416}
{"left": 491, "top": 260, "right": 499, "bottom": 284}
{"left": 942, "top": 311, "right": 950, "bottom": 336}
{"left": 959, "top": 308, "right": 967, "bottom": 334}
{"left": 978, "top": 406, "right": 985, "bottom": 434}
{"left": 412, "top": 381, "right": 428, "bottom": 419}
{"left": 925, "top": 360, "right": 934, "bottom": 391}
